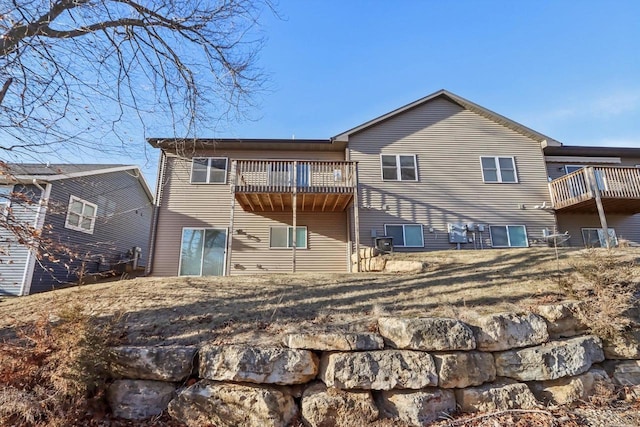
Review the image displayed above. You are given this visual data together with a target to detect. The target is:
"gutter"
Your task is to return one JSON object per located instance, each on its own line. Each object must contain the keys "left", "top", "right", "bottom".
{"left": 145, "top": 151, "right": 167, "bottom": 276}
{"left": 19, "top": 180, "right": 52, "bottom": 296}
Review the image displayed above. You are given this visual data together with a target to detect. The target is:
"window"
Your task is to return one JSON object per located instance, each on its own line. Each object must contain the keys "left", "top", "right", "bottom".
{"left": 0, "top": 185, "right": 12, "bottom": 217}
{"left": 191, "top": 157, "right": 228, "bottom": 184}
{"left": 582, "top": 228, "right": 618, "bottom": 248}
{"left": 480, "top": 156, "right": 518, "bottom": 183}
{"left": 489, "top": 225, "right": 528, "bottom": 247}
{"left": 381, "top": 154, "right": 418, "bottom": 181}
{"left": 270, "top": 226, "right": 307, "bottom": 249}
{"left": 565, "top": 165, "right": 584, "bottom": 174}
{"left": 65, "top": 196, "right": 97, "bottom": 234}
{"left": 384, "top": 224, "right": 424, "bottom": 248}
{"left": 179, "top": 228, "right": 227, "bottom": 276}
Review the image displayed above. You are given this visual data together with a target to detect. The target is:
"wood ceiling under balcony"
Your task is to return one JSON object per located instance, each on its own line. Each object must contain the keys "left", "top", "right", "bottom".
{"left": 235, "top": 191, "right": 354, "bottom": 212}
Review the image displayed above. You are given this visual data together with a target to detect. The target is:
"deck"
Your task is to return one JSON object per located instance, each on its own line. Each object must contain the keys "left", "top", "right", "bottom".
{"left": 549, "top": 166, "right": 640, "bottom": 214}
{"left": 231, "top": 160, "right": 357, "bottom": 212}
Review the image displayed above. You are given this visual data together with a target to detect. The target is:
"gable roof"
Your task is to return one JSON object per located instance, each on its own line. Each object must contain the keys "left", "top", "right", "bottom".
{"left": 2, "top": 163, "right": 153, "bottom": 200}
{"left": 333, "top": 89, "right": 561, "bottom": 147}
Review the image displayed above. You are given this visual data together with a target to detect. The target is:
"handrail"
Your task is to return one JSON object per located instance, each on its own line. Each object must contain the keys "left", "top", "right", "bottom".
{"left": 232, "top": 160, "right": 357, "bottom": 193}
{"left": 549, "top": 166, "right": 640, "bottom": 209}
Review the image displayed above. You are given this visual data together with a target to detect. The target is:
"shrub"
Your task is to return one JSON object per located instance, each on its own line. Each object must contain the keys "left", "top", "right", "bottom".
{"left": 0, "top": 304, "right": 118, "bottom": 426}
{"left": 558, "top": 249, "right": 639, "bottom": 340}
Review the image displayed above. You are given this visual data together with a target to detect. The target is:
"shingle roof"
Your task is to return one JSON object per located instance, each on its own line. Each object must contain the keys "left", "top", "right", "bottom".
{"left": 6, "top": 163, "right": 125, "bottom": 176}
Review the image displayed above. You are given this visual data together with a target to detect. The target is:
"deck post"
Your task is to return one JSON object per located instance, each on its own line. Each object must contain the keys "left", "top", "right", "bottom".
{"left": 292, "top": 161, "right": 297, "bottom": 272}
{"left": 353, "top": 162, "right": 361, "bottom": 272}
{"left": 227, "top": 161, "right": 237, "bottom": 275}
{"left": 586, "top": 166, "right": 611, "bottom": 249}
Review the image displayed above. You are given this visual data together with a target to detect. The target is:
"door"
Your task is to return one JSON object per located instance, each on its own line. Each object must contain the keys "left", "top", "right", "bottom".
{"left": 179, "top": 228, "right": 227, "bottom": 276}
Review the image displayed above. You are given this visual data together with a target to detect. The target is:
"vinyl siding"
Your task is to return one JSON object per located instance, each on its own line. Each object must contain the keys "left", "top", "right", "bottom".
{"left": 545, "top": 157, "right": 640, "bottom": 180}
{"left": 556, "top": 213, "right": 640, "bottom": 247}
{"left": 348, "top": 97, "right": 556, "bottom": 251}
{"left": 547, "top": 158, "right": 640, "bottom": 246}
{"left": 29, "top": 171, "right": 152, "bottom": 293}
{"left": 152, "top": 149, "right": 348, "bottom": 276}
{"left": 0, "top": 184, "right": 41, "bottom": 296}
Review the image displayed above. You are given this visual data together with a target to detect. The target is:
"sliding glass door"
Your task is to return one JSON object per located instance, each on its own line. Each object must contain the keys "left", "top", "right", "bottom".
{"left": 179, "top": 228, "right": 227, "bottom": 276}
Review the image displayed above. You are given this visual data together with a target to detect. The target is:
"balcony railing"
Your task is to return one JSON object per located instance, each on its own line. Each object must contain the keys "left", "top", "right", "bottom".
{"left": 550, "top": 166, "right": 640, "bottom": 210}
{"left": 232, "top": 160, "right": 357, "bottom": 194}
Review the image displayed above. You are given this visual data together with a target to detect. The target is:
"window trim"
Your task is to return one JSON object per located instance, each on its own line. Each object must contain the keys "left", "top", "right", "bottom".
{"left": 0, "top": 185, "right": 12, "bottom": 218}
{"left": 480, "top": 156, "right": 518, "bottom": 183}
{"left": 190, "top": 157, "right": 228, "bottom": 184}
{"left": 581, "top": 227, "right": 618, "bottom": 248}
{"left": 489, "top": 225, "right": 529, "bottom": 248}
{"left": 383, "top": 224, "right": 425, "bottom": 248}
{"left": 178, "top": 227, "right": 228, "bottom": 276}
{"left": 64, "top": 195, "right": 98, "bottom": 234}
{"left": 380, "top": 154, "right": 419, "bottom": 182}
{"left": 269, "top": 226, "right": 308, "bottom": 249}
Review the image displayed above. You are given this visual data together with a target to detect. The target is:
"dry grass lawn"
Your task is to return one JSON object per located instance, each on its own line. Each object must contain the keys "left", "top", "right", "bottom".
{"left": 1, "top": 247, "right": 639, "bottom": 347}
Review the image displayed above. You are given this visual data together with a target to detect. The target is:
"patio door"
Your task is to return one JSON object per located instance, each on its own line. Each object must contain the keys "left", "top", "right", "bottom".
{"left": 179, "top": 228, "right": 227, "bottom": 276}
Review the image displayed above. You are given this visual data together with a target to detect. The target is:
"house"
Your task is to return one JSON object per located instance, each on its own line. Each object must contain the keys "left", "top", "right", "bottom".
{"left": 0, "top": 164, "right": 153, "bottom": 296}
{"left": 146, "top": 89, "right": 640, "bottom": 277}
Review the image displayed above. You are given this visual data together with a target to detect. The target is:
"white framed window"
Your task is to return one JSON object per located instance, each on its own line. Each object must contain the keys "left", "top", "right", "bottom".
{"left": 65, "top": 196, "right": 97, "bottom": 234}
{"left": 581, "top": 228, "right": 618, "bottom": 248}
{"left": 489, "top": 225, "right": 528, "bottom": 248}
{"left": 384, "top": 224, "right": 424, "bottom": 248}
{"left": 0, "top": 185, "right": 12, "bottom": 218}
{"left": 179, "top": 228, "right": 228, "bottom": 276}
{"left": 191, "top": 157, "right": 228, "bottom": 184}
{"left": 269, "top": 226, "right": 307, "bottom": 249}
{"left": 381, "top": 154, "right": 418, "bottom": 181}
{"left": 480, "top": 156, "right": 518, "bottom": 183}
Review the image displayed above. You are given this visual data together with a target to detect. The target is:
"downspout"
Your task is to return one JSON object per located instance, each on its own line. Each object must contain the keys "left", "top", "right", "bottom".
{"left": 145, "top": 150, "right": 167, "bottom": 276}
{"left": 19, "top": 180, "right": 51, "bottom": 296}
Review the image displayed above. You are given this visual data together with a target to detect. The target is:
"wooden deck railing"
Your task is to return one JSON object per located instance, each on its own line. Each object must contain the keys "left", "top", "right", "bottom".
{"left": 550, "top": 166, "right": 640, "bottom": 209}
{"left": 232, "top": 160, "right": 357, "bottom": 193}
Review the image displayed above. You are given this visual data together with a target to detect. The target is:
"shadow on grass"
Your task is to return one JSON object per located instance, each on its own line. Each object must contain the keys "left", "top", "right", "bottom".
{"left": 75, "top": 248, "right": 579, "bottom": 346}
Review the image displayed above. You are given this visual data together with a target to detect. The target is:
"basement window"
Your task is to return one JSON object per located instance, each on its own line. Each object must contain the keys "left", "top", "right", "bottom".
{"left": 384, "top": 224, "right": 424, "bottom": 248}
{"left": 489, "top": 225, "right": 528, "bottom": 247}
{"left": 581, "top": 228, "right": 618, "bottom": 248}
{"left": 270, "top": 226, "right": 307, "bottom": 249}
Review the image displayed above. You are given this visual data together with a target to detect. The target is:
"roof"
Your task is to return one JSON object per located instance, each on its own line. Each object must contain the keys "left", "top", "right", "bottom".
{"left": 6, "top": 163, "right": 125, "bottom": 176}
{"left": 544, "top": 145, "right": 640, "bottom": 158}
{"left": 147, "top": 138, "right": 346, "bottom": 152}
{"left": 332, "top": 89, "right": 562, "bottom": 146}
{"left": 2, "top": 163, "right": 153, "bottom": 200}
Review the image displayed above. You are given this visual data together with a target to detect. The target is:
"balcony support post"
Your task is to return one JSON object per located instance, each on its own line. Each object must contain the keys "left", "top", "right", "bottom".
{"left": 227, "top": 160, "right": 237, "bottom": 275}
{"left": 586, "top": 166, "right": 611, "bottom": 249}
{"left": 354, "top": 163, "right": 361, "bottom": 272}
{"left": 292, "top": 161, "right": 297, "bottom": 272}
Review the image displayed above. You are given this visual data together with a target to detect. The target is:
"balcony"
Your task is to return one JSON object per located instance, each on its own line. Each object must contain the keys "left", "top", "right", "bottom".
{"left": 549, "top": 166, "right": 640, "bottom": 214}
{"left": 231, "top": 160, "right": 357, "bottom": 212}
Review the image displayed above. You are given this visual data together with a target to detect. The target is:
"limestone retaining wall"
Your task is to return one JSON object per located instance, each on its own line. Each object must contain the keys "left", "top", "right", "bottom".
{"left": 106, "top": 302, "right": 640, "bottom": 426}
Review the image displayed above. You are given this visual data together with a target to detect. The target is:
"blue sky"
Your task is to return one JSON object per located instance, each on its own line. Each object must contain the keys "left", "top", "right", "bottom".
{"left": 231, "top": 0, "right": 640, "bottom": 147}
{"left": 12, "top": 1, "right": 640, "bottom": 186}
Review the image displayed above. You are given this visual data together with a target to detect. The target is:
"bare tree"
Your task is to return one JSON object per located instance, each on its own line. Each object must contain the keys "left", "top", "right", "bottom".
{"left": 0, "top": 0, "right": 270, "bottom": 159}
{"left": 0, "top": 0, "right": 271, "bottom": 285}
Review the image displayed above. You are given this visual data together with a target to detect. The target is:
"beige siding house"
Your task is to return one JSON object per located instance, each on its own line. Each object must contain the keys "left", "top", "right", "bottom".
{"left": 147, "top": 90, "right": 640, "bottom": 277}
